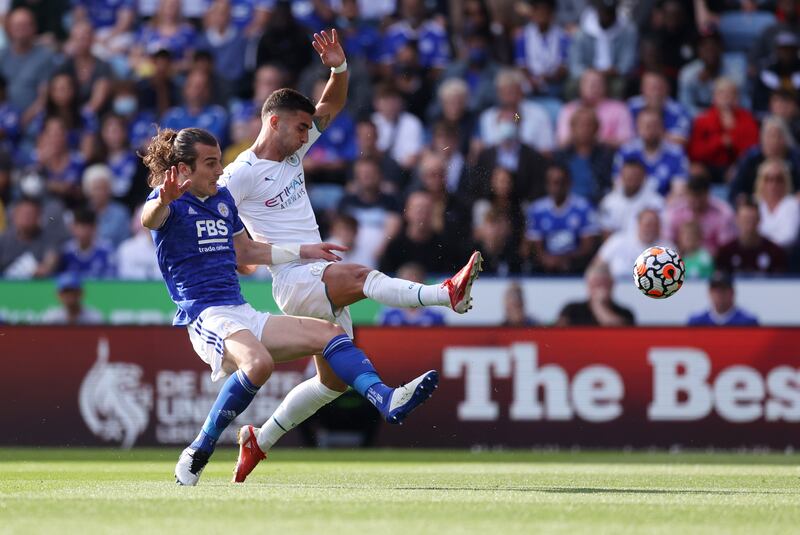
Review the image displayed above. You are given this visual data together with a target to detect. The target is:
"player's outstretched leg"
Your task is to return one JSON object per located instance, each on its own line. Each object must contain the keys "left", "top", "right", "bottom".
{"left": 176, "top": 330, "right": 273, "bottom": 486}
{"left": 232, "top": 316, "right": 439, "bottom": 483}
{"left": 361, "top": 251, "right": 483, "bottom": 313}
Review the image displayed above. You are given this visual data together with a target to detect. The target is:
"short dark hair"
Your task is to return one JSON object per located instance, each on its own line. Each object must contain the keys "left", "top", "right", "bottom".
{"left": 621, "top": 155, "right": 645, "bottom": 170}
{"left": 687, "top": 173, "right": 711, "bottom": 194}
{"left": 72, "top": 207, "right": 97, "bottom": 226}
{"left": 261, "top": 88, "right": 316, "bottom": 119}
{"left": 546, "top": 161, "right": 570, "bottom": 179}
{"left": 736, "top": 195, "right": 759, "bottom": 212}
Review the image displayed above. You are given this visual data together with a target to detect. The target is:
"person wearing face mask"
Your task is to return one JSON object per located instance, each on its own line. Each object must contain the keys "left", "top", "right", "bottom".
{"left": 110, "top": 82, "right": 158, "bottom": 153}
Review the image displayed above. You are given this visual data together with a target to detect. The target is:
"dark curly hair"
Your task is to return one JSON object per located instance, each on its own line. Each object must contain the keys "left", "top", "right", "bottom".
{"left": 140, "top": 127, "right": 218, "bottom": 187}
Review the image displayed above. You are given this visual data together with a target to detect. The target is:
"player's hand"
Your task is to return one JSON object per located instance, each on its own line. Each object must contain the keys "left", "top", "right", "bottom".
{"left": 300, "top": 242, "right": 348, "bottom": 262}
{"left": 312, "top": 29, "right": 346, "bottom": 69}
{"left": 159, "top": 166, "right": 191, "bottom": 205}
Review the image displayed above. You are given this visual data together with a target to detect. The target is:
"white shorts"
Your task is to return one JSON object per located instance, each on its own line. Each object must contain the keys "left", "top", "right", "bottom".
{"left": 187, "top": 303, "right": 271, "bottom": 381}
{"left": 272, "top": 261, "right": 354, "bottom": 338}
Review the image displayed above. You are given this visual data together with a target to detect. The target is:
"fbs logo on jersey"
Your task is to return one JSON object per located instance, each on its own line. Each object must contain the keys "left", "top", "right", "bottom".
{"left": 217, "top": 202, "right": 230, "bottom": 218}
{"left": 79, "top": 338, "right": 153, "bottom": 449}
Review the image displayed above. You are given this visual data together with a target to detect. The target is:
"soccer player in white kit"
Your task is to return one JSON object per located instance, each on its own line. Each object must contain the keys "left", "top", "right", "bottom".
{"left": 219, "top": 30, "right": 482, "bottom": 480}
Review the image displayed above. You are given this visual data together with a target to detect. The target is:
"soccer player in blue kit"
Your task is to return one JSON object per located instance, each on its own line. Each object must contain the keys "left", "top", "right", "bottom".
{"left": 140, "top": 127, "right": 439, "bottom": 486}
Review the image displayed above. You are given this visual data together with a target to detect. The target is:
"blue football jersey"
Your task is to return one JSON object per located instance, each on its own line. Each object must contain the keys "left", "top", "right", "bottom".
{"left": 149, "top": 186, "right": 246, "bottom": 325}
{"left": 525, "top": 194, "right": 599, "bottom": 255}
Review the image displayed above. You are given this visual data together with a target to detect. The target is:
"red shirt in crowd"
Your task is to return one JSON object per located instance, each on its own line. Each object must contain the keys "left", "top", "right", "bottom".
{"left": 688, "top": 107, "right": 760, "bottom": 169}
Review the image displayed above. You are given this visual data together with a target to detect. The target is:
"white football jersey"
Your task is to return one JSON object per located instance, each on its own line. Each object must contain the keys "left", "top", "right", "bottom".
{"left": 219, "top": 125, "right": 323, "bottom": 274}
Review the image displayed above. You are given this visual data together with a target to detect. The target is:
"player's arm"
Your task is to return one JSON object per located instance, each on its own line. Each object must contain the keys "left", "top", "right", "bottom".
{"left": 233, "top": 232, "right": 348, "bottom": 266}
{"left": 141, "top": 166, "right": 191, "bottom": 230}
{"left": 311, "top": 29, "right": 348, "bottom": 132}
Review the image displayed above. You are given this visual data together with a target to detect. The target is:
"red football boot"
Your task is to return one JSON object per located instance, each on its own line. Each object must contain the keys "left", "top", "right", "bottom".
{"left": 442, "top": 251, "right": 483, "bottom": 313}
{"left": 232, "top": 425, "right": 266, "bottom": 483}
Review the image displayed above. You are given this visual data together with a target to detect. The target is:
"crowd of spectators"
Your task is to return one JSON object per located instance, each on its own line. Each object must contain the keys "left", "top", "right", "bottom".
{"left": 0, "top": 0, "right": 799, "bottom": 293}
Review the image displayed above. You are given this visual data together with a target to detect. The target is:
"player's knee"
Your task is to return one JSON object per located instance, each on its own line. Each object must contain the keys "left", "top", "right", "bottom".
{"left": 316, "top": 322, "right": 346, "bottom": 352}
{"left": 242, "top": 351, "right": 274, "bottom": 385}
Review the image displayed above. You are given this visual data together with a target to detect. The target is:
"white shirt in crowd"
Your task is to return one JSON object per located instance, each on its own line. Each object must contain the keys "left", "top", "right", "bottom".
{"left": 371, "top": 111, "right": 424, "bottom": 167}
{"left": 117, "top": 232, "right": 161, "bottom": 280}
{"left": 479, "top": 100, "right": 555, "bottom": 152}
{"left": 758, "top": 196, "right": 800, "bottom": 248}
{"left": 598, "top": 182, "right": 664, "bottom": 235}
{"left": 597, "top": 230, "right": 675, "bottom": 279}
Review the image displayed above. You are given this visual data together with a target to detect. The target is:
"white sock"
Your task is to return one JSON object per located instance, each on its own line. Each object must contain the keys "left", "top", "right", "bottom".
{"left": 257, "top": 378, "right": 344, "bottom": 450}
{"left": 363, "top": 270, "right": 450, "bottom": 308}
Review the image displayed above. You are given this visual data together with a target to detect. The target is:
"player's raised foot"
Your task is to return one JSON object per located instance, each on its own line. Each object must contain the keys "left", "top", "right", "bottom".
{"left": 175, "top": 447, "right": 210, "bottom": 486}
{"left": 442, "top": 251, "right": 483, "bottom": 314}
{"left": 384, "top": 370, "right": 439, "bottom": 425}
{"left": 232, "top": 425, "right": 267, "bottom": 483}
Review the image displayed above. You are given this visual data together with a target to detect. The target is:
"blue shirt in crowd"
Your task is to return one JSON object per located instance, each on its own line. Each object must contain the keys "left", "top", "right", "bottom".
{"left": 613, "top": 139, "right": 689, "bottom": 196}
{"left": 59, "top": 239, "right": 116, "bottom": 279}
{"left": 525, "top": 194, "right": 599, "bottom": 255}
{"left": 381, "top": 20, "right": 450, "bottom": 69}
{"left": 688, "top": 307, "right": 759, "bottom": 326}
{"left": 628, "top": 96, "right": 692, "bottom": 141}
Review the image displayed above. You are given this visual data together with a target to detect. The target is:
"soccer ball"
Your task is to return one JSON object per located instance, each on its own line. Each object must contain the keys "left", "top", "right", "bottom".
{"left": 633, "top": 246, "right": 685, "bottom": 299}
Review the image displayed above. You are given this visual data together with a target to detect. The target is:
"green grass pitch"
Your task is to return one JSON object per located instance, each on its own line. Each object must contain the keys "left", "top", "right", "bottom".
{"left": 1, "top": 448, "right": 798, "bottom": 535}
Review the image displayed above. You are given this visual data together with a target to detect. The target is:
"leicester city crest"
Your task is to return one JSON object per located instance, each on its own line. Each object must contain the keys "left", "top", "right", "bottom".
{"left": 287, "top": 154, "right": 300, "bottom": 166}
{"left": 217, "top": 202, "right": 230, "bottom": 217}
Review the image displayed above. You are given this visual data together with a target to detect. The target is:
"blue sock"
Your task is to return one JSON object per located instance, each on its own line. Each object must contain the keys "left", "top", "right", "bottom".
{"left": 323, "top": 334, "right": 393, "bottom": 414}
{"left": 190, "top": 369, "right": 260, "bottom": 454}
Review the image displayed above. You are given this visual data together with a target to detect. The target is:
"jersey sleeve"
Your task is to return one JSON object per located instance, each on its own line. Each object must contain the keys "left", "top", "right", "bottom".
{"left": 230, "top": 200, "right": 245, "bottom": 235}
{"left": 146, "top": 188, "right": 174, "bottom": 230}
{"left": 297, "top": 122, "right": 323, "bottom": 159}
{"left": 219, "top": 160, "right": 255, "bottom": 206}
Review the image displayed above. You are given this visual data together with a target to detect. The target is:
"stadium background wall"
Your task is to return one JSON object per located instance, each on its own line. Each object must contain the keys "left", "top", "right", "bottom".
{"left": 1, "top": 327, "right": 798, "bottom": 449}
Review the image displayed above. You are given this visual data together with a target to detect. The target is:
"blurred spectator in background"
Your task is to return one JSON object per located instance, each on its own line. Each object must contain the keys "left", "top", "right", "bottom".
{"left": 372, "top": 83, "right": 424, "bottom": 171}
{"left": 501, "top": 281, "right": 537, "bottom": 326}
{"left": 729, "top": 117, "right": 800, "bottom": 205}
{"left": 768, "top": 89, "right": 800, "bottom": 143}
{"left": 116, "top": 204, "right": 160, "bottom": 280}
{"left": 568, "top": 0, "right": 638, "bottom": 98}
{"left": 666, "top": 173, "right": 736, "bottom": 256}
{"left": 677, "top": 219, "right": 715, "bottom": 279}
{"left": 229, "top": 64, "right": 287, "bottom": 149}
{"left": 715, "top": 197, "right": 787, "bottom": 275}
{"left": 642, "top": 0, "right": 696, "bottom": 84}
{"left": 514, "top": 0, "right": 570, "bottom": 98}
{"left": 196, "top": 0, "right": 249, "bottom": 98}
{"left": 324, "top": 213, "right": 359, "bottom": 265}
{"left": 753, "top": 158, "right": 800, "bottom": 249}
{"left": 380, "top": 0, "right": 450, "bottom": 76}
{"left": 57, "top": 21, "right": 113, "bottom": 116}
{"left": 71, "top": 0, "right": 135, "bottom": 65}
{"left": 473, "top": 206, "right": 522, "bottom": 276}
{"left": 557, "top": 69, "right": 634, "bottom": 148}
{"left": 30, "top": 116, "right": 86, "bottom": 208}
{"left": 688, "top": 271, "right": 759, "bottom": 326}
{"left": 525, "top": 162, "right": 599, "bottom": 274}
{"left": 678, "top": 30, "right": 746, "bottom": 117}
{"left": 556, "top": 261, "right": 635, "bottom": 326}
{"left": 748, "top": 0, "right": 800, "bottom": 78}
{"left": 98, "top": 113, "right": 144, "bottom": 209}
{"left": 129, "top": 0, "right": 197, "bottom": 74}
{"left": 0, "top": 197, "right": 61, "bottom": 278}
{"left": 162, "top": 69, "right": 229, "bottom": 146}
{"left": 439, "top": 29, "right": 499, "bottom": 115}
{"left": 0, "top": 76, "right": 20, "bottom": 154}
{"left": 135, "top": 50, "right": 180, "bottom": 119}
{"left": 339, "top": 157, "right": 402, "bottom": 268}
{"left": 255, "top": 0, "right": 313, "bottom": 84}
{"left": 554, "top": 105, "right": 614, "bottom": 204}
{"left": 411, "top": 151, "right": 471, "bottom": 252}
{"left": 378, "top": 262, "right": 446, "bottom": 326}
{"left": 613, "top": 107, "right": 689, "bottom": 197}
{"left": 391, "top": 42, "right": 435, "bottom": 121}
{"left": 753, "top": 31, "right": 800, "bottom": 113}
{"left": 304, "top": 76, "right": 356, "bottom": 188}
{"left": 478, "top": 68, "right": 554, "bottom": 153}
{"left": 82, "top": 164, "right": 130, "bottom": 246}
{"left": 336, "top": 0, "right": 382, "bottom": 67}
{"left": 57, "top": 207, "right": 115, "bottom": 279}
{"left": 629, "top": 71, "right": 691, "bottom": 146}
{"left": 354, "top": 118, "right": 405, "bottom": 190}
{"left": 0, "top": 8, "right": 57, "bottom": 121}
{"left": 427, "top": 78, "right": 477, "bottom": 157}
{"left": 688, "top": 77, "right": 759, "bottom": 182}
{"left": 598, "top": 157, "right": 663, "bottom": 237}
{"left": 470, "top": 166, "right": 526, "bottom": 249}
{"left": 428, "top": 122, "right": 468, "bottom": 195}
{"left": 40, "top": 272, "right": 103, "bottom": 325}
{"left": 379, "top": 191, "right": 455, "bottom": 275}
{"left": 470, "top": 110, "right": 548, "bottom": 202}
{"left": 24, "top": 73, "right": 98, "bottom": 159}
{"left": 594, "top": 207, "right": 666, "bottom": 279}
